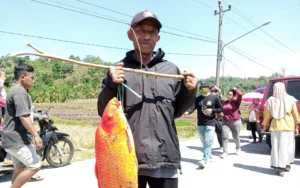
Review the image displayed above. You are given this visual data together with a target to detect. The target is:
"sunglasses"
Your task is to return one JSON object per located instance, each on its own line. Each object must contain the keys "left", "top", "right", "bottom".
{"left": 211, "top": 90, "right": 218, "bottom": 93}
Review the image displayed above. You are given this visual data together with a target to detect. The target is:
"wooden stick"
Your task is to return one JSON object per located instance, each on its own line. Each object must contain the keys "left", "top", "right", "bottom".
{"left": 26, "top": 41, "right": 45, "bottom": 54}
{"left": 10, "top": 45, "right": 185, "bottom": 79}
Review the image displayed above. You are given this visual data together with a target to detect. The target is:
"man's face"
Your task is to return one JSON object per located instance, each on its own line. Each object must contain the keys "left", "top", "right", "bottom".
{"left": 0, "top": 73, "right": 6, "bottom": 80}
{"left": 21, "top": 72, "right": 35, "bottom": 90}
{"left": 128, "top": 20, "right": 160, "bottom": 55}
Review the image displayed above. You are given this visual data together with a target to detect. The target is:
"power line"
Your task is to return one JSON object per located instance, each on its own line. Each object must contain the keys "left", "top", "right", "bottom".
{"left": 48, "top": 0, "right": 129, "bottom": 23}
{"left": 224, "top": 15, "right": 289, "bottom": 54}
{"left": 223, "top": 57, "right": 252, "bottom": 74}
{"left": 222, "top": 0, "right": 297, "bottom": 53}
{"left": 76, "top": 0, "right": 218, "bottom": 41}
{"left": 224, "top": 3, "right": 300, "bottom": 24}
{"left": 228, "top": 45, "right": 272, "bottom": 66}
{"left": 192, "top": 0, "right": 213, "bottom": 9}
{"left": 232, "top": 9, "right": 297, "bottom": 53}
{"left": 0, "top": 30, "right": 216, "bottom": 57}
{"left": 76, "top": 0, "right": 132, "bottom": 17}
{"left": 226, "top": 46, "right": 276, "bottom": 72}
{"left": 31, "top": 0, "right": 217, "bottom": 44}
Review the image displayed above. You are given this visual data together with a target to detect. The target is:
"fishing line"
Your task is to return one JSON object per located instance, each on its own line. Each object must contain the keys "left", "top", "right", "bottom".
{"left": 129, "top": 25, "right": 143, "bottom": 70}
{"left": 114, "top": 25, "right": 143, "bottom": 100}
{"left": 122, "top": 83, "right": 141, "bottom": 98}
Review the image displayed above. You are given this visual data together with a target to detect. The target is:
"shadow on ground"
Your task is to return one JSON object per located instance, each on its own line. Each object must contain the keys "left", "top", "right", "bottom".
{"left": 241, "top": 140, "right": 271, "bottom": 156}
{"left": 187, "top": 146, "right": 223, "bottom": 156}
{"left": 0, "top": 165, "right": 57, "bottom": 183}
{"left": 233, "top": 163, "right": 276, "bottom": 176}
{"left": 181, "top": 157, "right": 199, "bottom": 165}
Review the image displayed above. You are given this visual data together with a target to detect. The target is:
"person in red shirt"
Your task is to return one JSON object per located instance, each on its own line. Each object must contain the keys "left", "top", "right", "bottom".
{"left": 220, "top": 87, "right": 243, "bottom": 159}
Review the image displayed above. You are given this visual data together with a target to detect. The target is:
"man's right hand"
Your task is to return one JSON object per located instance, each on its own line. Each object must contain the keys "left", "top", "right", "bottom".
{"left": 109, "top": 62, "right": 125, "bottom": 84}
{"left": 33, "top": 135, "right": 43, "bottom": 150}
{"left": 184, "top": 112, "right": 189, "bottom": 117}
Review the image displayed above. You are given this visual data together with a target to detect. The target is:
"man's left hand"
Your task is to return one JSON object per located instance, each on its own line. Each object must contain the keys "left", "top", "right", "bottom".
{"left": 182, "top": 71, "right": 198, "bottom": 91}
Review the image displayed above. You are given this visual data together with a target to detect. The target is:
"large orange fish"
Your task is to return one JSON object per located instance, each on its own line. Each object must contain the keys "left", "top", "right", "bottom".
{"left": 95, "top": 97, "right": 138, "bottom": 188}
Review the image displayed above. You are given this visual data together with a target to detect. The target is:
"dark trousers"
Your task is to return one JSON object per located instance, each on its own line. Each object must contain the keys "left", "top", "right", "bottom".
{"left": 138, "top": 175, "right": 178, "bottom": 188}
{"left": 215, "top": 119, "right": 223, "bottom": 147}
{"left": 249, "top": 122, "right": 262, "bottom": 141}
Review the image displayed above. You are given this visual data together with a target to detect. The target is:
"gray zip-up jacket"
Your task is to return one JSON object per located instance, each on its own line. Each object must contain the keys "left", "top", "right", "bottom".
{"left": 97, "top": 49, "right": 196, "bottom": 171}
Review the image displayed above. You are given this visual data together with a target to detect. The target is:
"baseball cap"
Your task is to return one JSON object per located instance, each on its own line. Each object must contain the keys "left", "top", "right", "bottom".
{"left": 199, "top": 82, "right": 211, "bottom": 89}
{"left": 131, "top": 10, "right": 162, "bottom": 31}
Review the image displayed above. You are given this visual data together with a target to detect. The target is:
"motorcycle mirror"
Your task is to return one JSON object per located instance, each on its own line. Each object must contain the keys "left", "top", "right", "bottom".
{"left": 31, "top": 104, "right": 36, "bottom": 111}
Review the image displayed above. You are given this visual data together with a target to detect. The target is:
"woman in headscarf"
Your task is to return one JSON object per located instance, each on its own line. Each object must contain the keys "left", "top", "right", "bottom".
{"left": 262, "top": 82, "right": 299, "bottom": 177}
{"left": 248, "top": 98, "right": 262, "bottom": 143}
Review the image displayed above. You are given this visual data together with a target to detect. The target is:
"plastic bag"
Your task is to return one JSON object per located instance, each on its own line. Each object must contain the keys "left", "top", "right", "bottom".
{"left": 249, "top": 110, "right": 257, "bottom": 122}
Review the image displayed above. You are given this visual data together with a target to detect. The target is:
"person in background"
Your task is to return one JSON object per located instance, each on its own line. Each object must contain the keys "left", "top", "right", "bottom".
{"left": 1, "top": 62, "right": 43, "bottom": 188}
{"left": 0, "top": 69, "right": 6, "bottom": 99}
{"left": 185, "top": 82, "right": 222, "bottom": 169}
{"left": 262, "top": 82, "right": 299, "bottom": 177}
{"left": 211, "top": 86, "right": 223, "bottom": 149}
{"left": 220, "top": 87, "right": 243, "bottom": 159}
{"left": 0, "top": 70, "right": 12, "bottom": 165}
{"left": 248, "top": 98, "right": 262, "bottom": 143}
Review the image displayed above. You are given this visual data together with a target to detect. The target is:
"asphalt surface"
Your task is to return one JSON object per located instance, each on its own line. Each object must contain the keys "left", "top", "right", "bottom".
{"left": 1, "top": 130, "right": 300, "bottom": 188}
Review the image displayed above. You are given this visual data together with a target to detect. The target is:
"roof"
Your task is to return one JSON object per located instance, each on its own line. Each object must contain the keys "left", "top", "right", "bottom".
{"left": 270, "top": 76, "right": 300, "bottom": 82}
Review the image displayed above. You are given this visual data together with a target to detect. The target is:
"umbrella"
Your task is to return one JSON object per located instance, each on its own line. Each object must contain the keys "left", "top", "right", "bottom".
{"left": 256, "top": 86, "right": 266, "bottom": 94}
{"left": 242, "top": 92, "right": 263, "bottom": 103}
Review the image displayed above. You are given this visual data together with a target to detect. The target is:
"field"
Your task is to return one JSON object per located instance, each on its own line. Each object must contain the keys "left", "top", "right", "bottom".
{"left": 35, "top": 99, "right": 250, "bottom": 163}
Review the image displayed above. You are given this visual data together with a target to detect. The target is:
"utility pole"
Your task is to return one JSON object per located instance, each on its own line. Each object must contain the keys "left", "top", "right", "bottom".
{"left": 214, "top": 1, "right": 231, "bottom": 88}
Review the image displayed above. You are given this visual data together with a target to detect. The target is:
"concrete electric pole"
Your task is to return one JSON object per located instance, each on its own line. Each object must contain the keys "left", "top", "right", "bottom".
{"left": 214, "top": 1, "right": 231, "bottom": 88}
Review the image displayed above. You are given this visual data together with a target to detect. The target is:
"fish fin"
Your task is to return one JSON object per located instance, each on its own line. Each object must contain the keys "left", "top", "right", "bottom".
{"left": 126, "top": 126, "right": 134, "bottom": 153}
{"left": 95, "top": 162, "right": 102, "bottom": 188}
{"left": 94, "top": 162, "right": 98, "bottom": 179}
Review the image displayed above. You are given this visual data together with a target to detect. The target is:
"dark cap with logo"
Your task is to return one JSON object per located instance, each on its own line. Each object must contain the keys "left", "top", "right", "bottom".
{"left": 131, "top": 10, "right": 162, "bottom": 31}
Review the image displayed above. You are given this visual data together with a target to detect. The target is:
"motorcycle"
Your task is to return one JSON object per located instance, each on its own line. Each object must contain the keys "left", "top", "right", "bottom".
{"left": 34, "top": 108, "right": 75, "bottom": 167}
{"left": 0, "top": 107, "right": 75, "bottom": 171}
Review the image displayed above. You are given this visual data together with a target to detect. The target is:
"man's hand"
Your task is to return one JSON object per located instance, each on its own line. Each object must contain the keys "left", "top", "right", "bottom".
{"left": 184, "top": 112, "right": 189, "bottom": 117}
{"left": 182, "top": 71, "right": 198, "bottom": 91}
{"left": 295, "top": 128, "right": 299, "bottom": 136}
{"left": 204, "top": 108, "right": 212, "bottom": 116}
{"left": 261, "top": 126, "right": 267, "bottom": 133}
{"left": 33, "top": 135, "right": 43, "bottom": 150}
{"left": 109, "top": 62, "right": 124, "bottom": 84}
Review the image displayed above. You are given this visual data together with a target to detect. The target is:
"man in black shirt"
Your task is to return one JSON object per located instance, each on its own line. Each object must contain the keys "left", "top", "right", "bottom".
{"left": 185, "top": 82, "right": 222, "bottom": 169}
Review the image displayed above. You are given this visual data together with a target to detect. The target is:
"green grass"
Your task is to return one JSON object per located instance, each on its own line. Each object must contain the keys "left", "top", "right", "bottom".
{"left": 175, "top": 121, "right": 192, "bottom": 126}
{"left": 51, "top": 116, "right": 94, "bottom": 127}
{"left": 36, "top": 99, "right": 250, "bottom": 165}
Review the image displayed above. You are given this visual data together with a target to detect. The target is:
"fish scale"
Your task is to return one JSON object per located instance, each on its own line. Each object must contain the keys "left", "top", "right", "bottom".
{"left": 95, "top": 97, "right": 138, "bottom": 188}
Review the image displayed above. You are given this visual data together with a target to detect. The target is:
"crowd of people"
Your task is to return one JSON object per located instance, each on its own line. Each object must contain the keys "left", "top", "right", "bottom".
{"left": 97, "top": 10, "right": 299, "bottom": 188}
{"left": 1, "top": 9, "right": 299, "bottom": 188}
{"left": 184, "top": 82, "right": 299, "bottom": 178}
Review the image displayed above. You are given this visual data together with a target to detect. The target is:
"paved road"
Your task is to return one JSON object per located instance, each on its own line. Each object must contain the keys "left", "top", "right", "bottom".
{"left": 1, "top": 130, "right": 300, "bottom": 188}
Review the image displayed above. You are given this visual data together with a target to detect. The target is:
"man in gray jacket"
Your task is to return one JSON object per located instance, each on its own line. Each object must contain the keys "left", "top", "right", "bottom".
{"left": 98, "top": 10, "right": 197, "bottom": 188}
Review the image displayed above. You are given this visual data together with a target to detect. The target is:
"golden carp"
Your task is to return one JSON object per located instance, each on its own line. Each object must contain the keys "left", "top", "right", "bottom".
{"left": 95, "top": 97, "right": 138, "bottom": 188}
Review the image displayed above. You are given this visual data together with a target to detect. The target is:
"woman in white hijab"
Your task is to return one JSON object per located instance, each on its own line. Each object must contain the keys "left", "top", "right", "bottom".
{"left": 262, "top": 82, "right": 299, "bottom": 177}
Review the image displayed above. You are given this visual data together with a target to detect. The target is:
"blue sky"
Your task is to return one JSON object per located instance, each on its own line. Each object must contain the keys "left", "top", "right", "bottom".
{"left": 1, "top": 0, "right": 299, "bottom": 79}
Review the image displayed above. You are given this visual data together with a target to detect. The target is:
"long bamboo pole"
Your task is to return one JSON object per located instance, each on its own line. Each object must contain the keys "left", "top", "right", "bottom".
{"left": 9, "top": 43, "right": 185, "bottom": 79}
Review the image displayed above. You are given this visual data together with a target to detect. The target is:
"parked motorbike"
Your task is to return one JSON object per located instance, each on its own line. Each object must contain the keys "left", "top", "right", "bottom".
{"left": 34, "top": 108, "right": 75, "bottom": 167}
{"left": 0, "top": 108, "right": 74, "bottom": 170}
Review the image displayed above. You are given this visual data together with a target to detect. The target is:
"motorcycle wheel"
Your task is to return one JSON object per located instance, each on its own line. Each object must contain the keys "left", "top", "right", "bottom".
{"left": 46, "top": 137, "right": 74, "bottom": 168}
